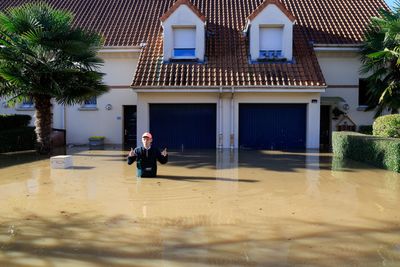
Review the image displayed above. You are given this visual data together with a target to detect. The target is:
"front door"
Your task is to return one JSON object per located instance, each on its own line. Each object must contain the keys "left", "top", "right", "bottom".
{"left": 123, "top": 105, "right": 137, "bottom": 149}
{"left": 320, "top": 105, "right": 331, "bottom": 150}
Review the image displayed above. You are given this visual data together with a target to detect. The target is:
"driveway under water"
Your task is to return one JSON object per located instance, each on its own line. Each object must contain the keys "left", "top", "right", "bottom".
{"left": 0, "top": 147, "right": 399, "bottom": 266}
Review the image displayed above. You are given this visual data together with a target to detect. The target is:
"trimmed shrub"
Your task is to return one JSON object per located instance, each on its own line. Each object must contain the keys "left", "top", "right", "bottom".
{"left": 358, "top": 125, "right": 373, "bottom": 135}
{"left": 0, "top": 127, "right": 36, "bottom": 153}
{"left": 0, "top": 114, "right": 31, "bottom": 130}
{"left": 373, "top": 114, "right": 400, "bottom": 138}
{"left": 332, "top": 131, "right": 400, "bottom": 172}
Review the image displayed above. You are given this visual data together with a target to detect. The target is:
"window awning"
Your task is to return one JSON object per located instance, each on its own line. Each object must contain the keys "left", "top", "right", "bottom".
{"left": 320, "top": 97, "right": 345, "bottom": 105}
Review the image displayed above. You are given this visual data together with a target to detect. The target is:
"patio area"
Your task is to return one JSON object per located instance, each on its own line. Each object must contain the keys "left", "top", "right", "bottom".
{"left": 0, "top": 147, "right": 399, "bottom": 266}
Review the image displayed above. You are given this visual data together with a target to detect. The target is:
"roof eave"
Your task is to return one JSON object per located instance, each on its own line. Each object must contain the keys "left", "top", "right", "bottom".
{"left": 130, "top": 85, "right": 327, "bottom": 93}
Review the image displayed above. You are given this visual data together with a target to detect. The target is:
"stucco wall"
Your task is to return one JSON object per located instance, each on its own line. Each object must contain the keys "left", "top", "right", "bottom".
{"left": 137, "top": 92, "right": 320, "bottom": 149}
{"left": 316, "top": 51, "right": 376, "bottom": 128}
{"left": 66, "top": 88, "right": 137, "bottom": 145}
{"left": 65, "top": 51, "right": 139, "bottom": 144}
{"left": 100, "top": 52, "right": 139, "bottom": 86}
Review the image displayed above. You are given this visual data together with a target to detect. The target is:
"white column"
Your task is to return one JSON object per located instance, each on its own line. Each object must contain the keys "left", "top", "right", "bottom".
{"left": 136, "top": 93, "right": 149, "bottom": 146}
{"left": 307, "top": 100, "right": 320, "bottom": 149}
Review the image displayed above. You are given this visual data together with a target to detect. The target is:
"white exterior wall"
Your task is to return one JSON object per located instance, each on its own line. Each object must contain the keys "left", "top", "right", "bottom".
{"left": 249, "top": 4, "right": 294, "bottom": 61}
{"left": 137, "top": 92, "right": 320, "bottom": 149}
{"left": 66, "top": 89, "right": 137, "bottom": 144}
{"left": 316, "top": 51, "right": 375, "bottom": 127}
{"left": 162, "top": 5, "right": 205, "bottom": 61}
{"left": 66, "top": 51, "right": 139, "bottom": 145}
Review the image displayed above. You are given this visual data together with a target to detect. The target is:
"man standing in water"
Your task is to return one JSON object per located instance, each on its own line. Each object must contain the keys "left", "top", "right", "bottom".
{"left": 127, "top": 132, "right": 168, "bottom": 177}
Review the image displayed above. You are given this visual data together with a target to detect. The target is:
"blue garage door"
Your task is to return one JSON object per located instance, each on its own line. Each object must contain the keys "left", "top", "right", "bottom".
{"left": 150, "top": 104, "right": 216, "bottom": 149}
{"left": 239, "top": 104, "right": 307, "bottom": 150}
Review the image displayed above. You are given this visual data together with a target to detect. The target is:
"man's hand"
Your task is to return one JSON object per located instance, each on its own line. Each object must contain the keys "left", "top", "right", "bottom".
{"left": 161, "top": 148, "right": 168, "bottom": 157}
{"left": 128, "top": 147, "right": 136, "bottom": 157}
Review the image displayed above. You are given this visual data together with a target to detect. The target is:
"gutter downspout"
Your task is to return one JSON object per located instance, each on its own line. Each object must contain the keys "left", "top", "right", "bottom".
{"left": 230, "top": 87, "right": 235, "bottom": 149}
{"left": 218, "top": 87, "right": 223, "bottom": 149}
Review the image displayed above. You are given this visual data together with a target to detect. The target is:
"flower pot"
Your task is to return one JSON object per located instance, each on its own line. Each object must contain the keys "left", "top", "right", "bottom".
{"left": 88, "top": 137, "right": 105, "bottom": 150}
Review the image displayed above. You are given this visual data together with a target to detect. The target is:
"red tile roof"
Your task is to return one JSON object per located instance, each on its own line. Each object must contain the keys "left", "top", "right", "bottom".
{"left": 248, "top": 0, "right": 296, "bottom": 22}
{"left": 160, "top": 0, "right": 206, "bottom": 23}
{"left": 0, "top": 0, "right": 388, "bottom": 87}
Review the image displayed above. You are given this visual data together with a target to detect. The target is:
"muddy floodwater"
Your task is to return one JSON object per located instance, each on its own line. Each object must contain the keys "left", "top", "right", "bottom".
{"left": 0, "top": 147, "right": 399, "bottom": 267}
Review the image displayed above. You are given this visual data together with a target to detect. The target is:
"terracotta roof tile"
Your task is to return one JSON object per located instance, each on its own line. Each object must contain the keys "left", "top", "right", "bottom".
{"left": 160, "top": 0, "right": 206, "bottom": 22}
{"left": 248, "top": 0, "right": 296, "bottom": 22}
{"left": 0, "top": 0, "right": 389, "bottom": 87}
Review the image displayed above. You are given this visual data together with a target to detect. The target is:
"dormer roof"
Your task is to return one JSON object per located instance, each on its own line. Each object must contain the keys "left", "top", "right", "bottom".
{"left": 160, "top": 0, "right": 206, "bottom": 23}
{"left": 248, "top": 0, "right": 296, "bottom": 22}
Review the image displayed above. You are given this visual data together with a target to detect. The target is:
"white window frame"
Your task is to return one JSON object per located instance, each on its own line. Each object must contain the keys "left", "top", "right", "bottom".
{"left": 80, "top": 96, "right": 98, "bottom": 110}
{"left": 16, "top": 97, "right": 34, "bottom": 110}
{"left": 172, "top": 26, "right": 197, "bottom": 60}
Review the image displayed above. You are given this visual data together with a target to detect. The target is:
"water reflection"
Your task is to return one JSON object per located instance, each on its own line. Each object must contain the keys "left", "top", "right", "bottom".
{"left": 0, "top": 147, "right": 400, "bottom": 266}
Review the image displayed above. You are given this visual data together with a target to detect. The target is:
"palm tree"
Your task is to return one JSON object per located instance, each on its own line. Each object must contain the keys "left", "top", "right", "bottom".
{"left": 360, "top": 1, "right": 400, "bottom": 117}
{"left": 0, "top": 2, "right": 108, "bottom": 154}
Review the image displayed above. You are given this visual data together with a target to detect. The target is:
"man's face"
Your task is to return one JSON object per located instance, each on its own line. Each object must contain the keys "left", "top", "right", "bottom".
{"left": 142, "top": 136, "right": 152, "bottom": 147}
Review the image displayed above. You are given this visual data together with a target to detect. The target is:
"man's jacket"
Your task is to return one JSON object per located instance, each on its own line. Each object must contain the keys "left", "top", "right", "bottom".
{"left": 127, "top": 146, "right": 168, "bottom": 177}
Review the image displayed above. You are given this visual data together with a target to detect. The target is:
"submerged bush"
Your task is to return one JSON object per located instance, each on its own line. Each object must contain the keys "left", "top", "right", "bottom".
{"left": 333, "top": 131, "right": 400, "bottom": 172}
{"left": 0, "top": 127, "right": 36, "bottom": 153}
{"left": 0, "top": 114, "right": 31, "bottom": 130}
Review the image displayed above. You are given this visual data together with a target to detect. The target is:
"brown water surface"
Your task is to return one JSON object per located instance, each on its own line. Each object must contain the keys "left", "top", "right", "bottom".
{"left": 0, "top": 147, "right": 399, "bottom": 266}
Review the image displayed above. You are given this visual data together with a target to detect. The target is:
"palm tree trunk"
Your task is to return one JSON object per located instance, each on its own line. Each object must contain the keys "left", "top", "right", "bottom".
{"left": 33, "top": 95, "right": 53, "bottom": 154}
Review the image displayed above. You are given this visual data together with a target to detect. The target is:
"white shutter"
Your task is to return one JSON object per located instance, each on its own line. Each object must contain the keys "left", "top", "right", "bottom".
{"left": 174, "top": 28, "right": 196, "bottom": 48}
{"left": 260, "top": 27, "right": 283, "bottom": 51}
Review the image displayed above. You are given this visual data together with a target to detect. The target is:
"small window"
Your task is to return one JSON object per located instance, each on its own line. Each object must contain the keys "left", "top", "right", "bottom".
{"left": 83, "top": 96, "right": 97, "bottom": 108}
{"left": 173, "top": 27, "right": 196, "bottom": 59}
{"left": 20, "top": 97, "right": 34, "bottom": 109}
{"left": 174, "top": 48, "right": 195, "bottom": 57}
{"left": 259, "top": 26, "right": 283, "bottom": 59}
{"left": 259, "top": 50, "right": 282, "bottom": 59}
{"left": 358, "top": 79, "right": 369, "bottom": 106}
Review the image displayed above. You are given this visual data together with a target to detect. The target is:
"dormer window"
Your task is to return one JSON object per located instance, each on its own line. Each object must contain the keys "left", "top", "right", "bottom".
{"left": 259, "top": 26, "right": 283, "bottom": 59}
{"left": 173, "top": 27, "right": 196, "bottom": 58}
{"left": 245, "top": 0, "right": 296, "bottom": 62}
{"left": 160, "top": 0, "right": 206, "bottom": 63}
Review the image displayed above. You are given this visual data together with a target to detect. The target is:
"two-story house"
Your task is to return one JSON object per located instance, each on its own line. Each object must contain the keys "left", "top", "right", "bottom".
{"left": 0, "top": 0, "right": 388, "bottom": 150}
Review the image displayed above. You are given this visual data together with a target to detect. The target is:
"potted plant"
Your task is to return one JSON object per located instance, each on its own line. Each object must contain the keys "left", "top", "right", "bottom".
{"left": 88, "top": 136, "right": 105, "bottom": 150}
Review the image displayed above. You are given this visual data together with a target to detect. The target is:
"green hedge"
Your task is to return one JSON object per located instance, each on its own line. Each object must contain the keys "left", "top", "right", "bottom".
{"left": 0, "top": 114, "right": 32, "bottom": 129}
{"left": 373, "top": 114, "right": 400, "bottom": 138}
{"left": 0, "top": 127, "right": 36, "bottom": 153}
{"left": 332, "top": 131, "right": 400, "bottom": 172}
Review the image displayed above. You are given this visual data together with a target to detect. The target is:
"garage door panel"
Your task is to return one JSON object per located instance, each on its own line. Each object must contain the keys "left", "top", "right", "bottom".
{"left": 239, "top": 104, "right": 306, "bottom": 149}
{"left": 150, "top": 104, "right": 216, "bottom": 149}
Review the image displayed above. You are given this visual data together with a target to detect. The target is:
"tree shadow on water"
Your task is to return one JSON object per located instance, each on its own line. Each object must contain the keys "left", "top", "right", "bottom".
{"left": 0, "top": 213, "right": 399, "bottom": 266}
{"left": 153, "top": 174, "right": 259, "bottom": 183}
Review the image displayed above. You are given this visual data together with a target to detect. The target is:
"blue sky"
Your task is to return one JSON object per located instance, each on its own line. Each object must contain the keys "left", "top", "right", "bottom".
{"left": 385, "top": 0, "right": 396, "bottom": 9}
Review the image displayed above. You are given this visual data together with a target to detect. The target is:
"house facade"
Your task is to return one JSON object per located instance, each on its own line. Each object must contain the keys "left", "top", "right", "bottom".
{"left": 0, "top": 0, "right": 388, "bottom": 150}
